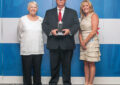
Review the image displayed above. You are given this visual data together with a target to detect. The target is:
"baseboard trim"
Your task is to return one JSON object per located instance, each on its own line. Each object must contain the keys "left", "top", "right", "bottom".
{"left": 0, "top": 76, "right": 120, "bottom": 84}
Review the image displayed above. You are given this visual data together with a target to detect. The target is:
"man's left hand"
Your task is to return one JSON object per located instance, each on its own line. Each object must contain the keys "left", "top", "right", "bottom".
{"left": 62, "top": 29, "right": 70, "bottom": 36}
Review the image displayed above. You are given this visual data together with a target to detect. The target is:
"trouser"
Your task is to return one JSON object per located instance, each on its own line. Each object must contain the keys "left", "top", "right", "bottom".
{"left": 49, "top": 49, "right": 73, "bottom": 85}
{"left": 22, "top": 54, "right": 42, "bottom": 85}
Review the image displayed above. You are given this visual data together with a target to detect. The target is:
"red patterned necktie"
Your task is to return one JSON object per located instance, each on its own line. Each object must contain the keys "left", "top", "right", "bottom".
{"left": 58, "top": 9, "right": 62, "bottom": 22}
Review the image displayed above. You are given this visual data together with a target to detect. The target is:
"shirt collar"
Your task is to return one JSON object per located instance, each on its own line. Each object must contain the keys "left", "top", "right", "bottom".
{"left": 57, "top": 6, "right": 65, "bottom": 12}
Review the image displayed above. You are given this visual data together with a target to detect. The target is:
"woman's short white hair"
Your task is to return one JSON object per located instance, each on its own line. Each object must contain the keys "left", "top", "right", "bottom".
{"left": 28, "top": 1, "right": 38, "bottom": 8}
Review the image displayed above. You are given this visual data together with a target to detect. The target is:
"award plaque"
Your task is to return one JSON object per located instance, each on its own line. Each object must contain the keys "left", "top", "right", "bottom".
{"left": 56, "top": 21, "right": 64, "bottom": 36}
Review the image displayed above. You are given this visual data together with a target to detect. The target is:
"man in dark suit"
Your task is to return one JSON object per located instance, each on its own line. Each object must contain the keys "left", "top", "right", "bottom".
{"left": 42, "top": 0, "right": 80, "bottom": 85}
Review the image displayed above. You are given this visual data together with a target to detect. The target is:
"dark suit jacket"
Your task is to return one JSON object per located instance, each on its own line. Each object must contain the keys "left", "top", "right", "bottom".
{"left": 42, "top": 7, "right": 80, "bottom": 50}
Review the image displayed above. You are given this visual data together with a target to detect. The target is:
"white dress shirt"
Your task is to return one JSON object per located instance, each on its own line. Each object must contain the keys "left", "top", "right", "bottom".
{"left": 17, "top": 15, "right": 44, "bottom": 55}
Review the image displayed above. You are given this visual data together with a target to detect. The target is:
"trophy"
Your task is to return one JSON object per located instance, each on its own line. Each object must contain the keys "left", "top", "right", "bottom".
{"left": 56, "top": 21, "right": 64, "bottom": 36}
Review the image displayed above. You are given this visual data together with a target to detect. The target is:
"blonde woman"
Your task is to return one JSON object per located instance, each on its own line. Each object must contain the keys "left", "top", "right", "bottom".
{"left": 17, "top": 1, "right": 44, "bottom": 85}
{"left": 79, "top": 0, "right": 101, "bottom": 85}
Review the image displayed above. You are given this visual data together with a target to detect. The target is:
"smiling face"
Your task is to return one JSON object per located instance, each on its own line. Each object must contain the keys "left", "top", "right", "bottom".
{"left": 80, "top": 1, "right": 94, "bottom": 17}
{"left": 28, "top": 3, "right": 38, "bottom": 16}
{"left": 56, "top": 0, "right": 66, "bottom": 8}
{"left": 82, "top": 2, "right": 90, "bottom": 15}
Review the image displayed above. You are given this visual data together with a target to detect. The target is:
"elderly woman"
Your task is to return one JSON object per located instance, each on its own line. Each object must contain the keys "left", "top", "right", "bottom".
{"left": 17, "top": 1, "right": 44, "bottom": 85}
{"left": 79, "top": 0, "right": 101, "bottom": 85}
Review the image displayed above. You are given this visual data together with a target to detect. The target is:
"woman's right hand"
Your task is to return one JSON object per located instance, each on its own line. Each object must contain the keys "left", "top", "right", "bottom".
{"left": 81, "top": 41, "right": 87, "bottom": 50}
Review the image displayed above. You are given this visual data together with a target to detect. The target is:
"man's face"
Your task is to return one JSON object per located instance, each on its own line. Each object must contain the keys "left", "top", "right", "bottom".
{"left": 56, "top": 0, "right": 66, "bottom": 7}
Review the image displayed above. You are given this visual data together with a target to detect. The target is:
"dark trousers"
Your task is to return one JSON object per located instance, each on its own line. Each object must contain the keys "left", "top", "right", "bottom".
{"left": 49, "top": 49, "right": 73, "bottom": 85}
{"left": 22, "top": 54, "right": 42, "bottom": 85}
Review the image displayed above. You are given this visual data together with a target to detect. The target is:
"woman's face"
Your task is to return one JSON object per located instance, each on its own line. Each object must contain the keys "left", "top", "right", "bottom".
{"left": 82, "top": 2, "right": 90, "bottom": 14}
{"left": 28, "top": 4, "right": 38, "bottom": 16}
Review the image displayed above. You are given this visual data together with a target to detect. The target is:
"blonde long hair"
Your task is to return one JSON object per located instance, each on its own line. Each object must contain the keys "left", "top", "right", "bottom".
{"left": 80, "top": 0, "right": 94, "bottom": 18}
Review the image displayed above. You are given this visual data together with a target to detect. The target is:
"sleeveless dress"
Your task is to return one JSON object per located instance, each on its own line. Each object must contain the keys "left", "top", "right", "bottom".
{"left": 80, "top": 12, "right": 101, "bottom": 62}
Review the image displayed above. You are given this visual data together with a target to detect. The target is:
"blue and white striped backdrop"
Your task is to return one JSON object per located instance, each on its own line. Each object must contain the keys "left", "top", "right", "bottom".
{"left": 0, "top": 0, "right": 120, "bottom": 84}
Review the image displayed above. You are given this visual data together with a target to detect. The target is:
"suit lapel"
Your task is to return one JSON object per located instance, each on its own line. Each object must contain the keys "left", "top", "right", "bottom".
{"left": 54, "top": 8, "right": 58, "bottom": 22}
{"left": 53, "top": 8, "right": 58, "bottom": 27}
{"left": 62, "top": 7, "right": 68, "bottom": 26}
